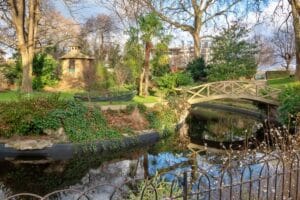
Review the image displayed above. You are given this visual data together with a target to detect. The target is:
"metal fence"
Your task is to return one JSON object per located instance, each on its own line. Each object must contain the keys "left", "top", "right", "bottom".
{"left": 4, "top": 152, "right": 300, "bottom": 200}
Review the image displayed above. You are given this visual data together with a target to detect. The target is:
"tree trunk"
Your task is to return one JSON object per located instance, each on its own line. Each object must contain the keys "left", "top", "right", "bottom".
{"left": 20, "top": 51, "right": 33, "bottom": 93}
{"left": 8, "top": 0, "right": 40, "bottom": 93}
{"left": 100, "top": 32, "right": 105, "bottom": 61}
{"left": 291, "top": 0, "right": 300, "bottom": 80}
{"left": 143, "top": 153, "right": 149, "bottom": 179}
{"left": 139, "top": 68, "right": 145, "bottom": 96}
{"left": 192, "top": 32, "right": 201, "bottom": 58}
{"left": 286, "top": 58, "right": 291, "bottom": 72}
{"left": 143, "top": 41, "right": 152, "bottom": 96}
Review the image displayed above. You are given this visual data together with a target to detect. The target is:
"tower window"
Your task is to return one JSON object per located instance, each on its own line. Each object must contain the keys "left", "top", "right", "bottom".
{"left": 68, "top": 59, "right": 75, "bottom": 73}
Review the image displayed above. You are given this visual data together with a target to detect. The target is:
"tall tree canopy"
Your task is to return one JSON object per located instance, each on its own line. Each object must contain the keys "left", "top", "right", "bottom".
{"left": 207, "top": 23, "right": 258, "bottom": 81}
{"left": 142, "top": 0, "right": 242, "bottom": 58}
{"left": 138, "top": 12, "right": 163, "bottom": 96}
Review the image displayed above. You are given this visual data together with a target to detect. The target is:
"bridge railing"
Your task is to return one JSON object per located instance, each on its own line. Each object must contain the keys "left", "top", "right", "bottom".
{"left": 175, "top": 81, "right": 281, "bottom": 105}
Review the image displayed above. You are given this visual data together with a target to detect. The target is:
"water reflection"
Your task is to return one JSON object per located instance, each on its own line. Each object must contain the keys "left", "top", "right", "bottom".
{"left": 188, "top": 106, "right": 263, "bottom": 148}
{"left": 0, "top": 106, "right": 268, "bottom": 199}
{"left": 0, "top": 150, "right": 284, "bottom": 200}
{"left": 0, "top": 151, "right": 192, "bottom": 199}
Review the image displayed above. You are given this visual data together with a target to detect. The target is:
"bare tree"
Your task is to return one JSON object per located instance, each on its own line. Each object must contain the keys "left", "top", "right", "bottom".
{"left": 274, "top": 0, "right": 300, "bottom": 80}
{"left": 81, "top": 14, "right": 117, "bottom": 62}
{"left": 141, "top": 0, "right": 242, "bottom": 58}
{"left": 290, "top": 0, "right": 300, "bottom": 80}
{"left": 83, "top": 61, "right": 97, "bottom": 101}
{"left": 271, "top": 24, "right": 295, "bottom": 71}
{"left": 38, "top": 5, "right": 81, "bottom": 58}
{"left": 6, "top": 0, "right": 41, "bottom": 93}
{"left": 96, "top": 0, "right": 145, "bottom": 28}
{"left": 114, "top": 65, "right": 130, "bottom": 86}
{"left": 254, "top": 35, "right": 276, "bottom": 67}
{"left": 0, "top": 0, "right": 84, "bottom": 92}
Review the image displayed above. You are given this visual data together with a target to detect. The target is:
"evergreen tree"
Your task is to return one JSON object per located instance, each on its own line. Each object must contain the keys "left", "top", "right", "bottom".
{"left": 123, "top": 27, "right": 144, "bottom": 84}
{"left": 138, "top": 12, "right": 164, "bottom": 96}
{"left": 151, "top": 36, "right": 171, "bottom": 77}
{"left": 186, "top": 57, "right": 207, "bottom": 81}
{"left": 207, "top": 23, "right": 258, "bottom": 81}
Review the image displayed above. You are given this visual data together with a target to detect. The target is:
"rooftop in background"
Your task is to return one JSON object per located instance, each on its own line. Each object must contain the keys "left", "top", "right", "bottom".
{"left": 60, "top": 45, "right": 94, "bottom": 60}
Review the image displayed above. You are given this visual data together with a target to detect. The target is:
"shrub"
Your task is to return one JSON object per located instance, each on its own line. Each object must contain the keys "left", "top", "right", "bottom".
{"left": 278, "top": 84, "right": 300, "bottom": 123}
{"left": 186, "top": 57, "right": 207, "bottom": 81}
{"left": 126, "top": 103, "right": 147, "bottom": 114}
{"left": 0, "top": 54, "right": 22, "bottom": 85}
{"left": 152, "top": 64, "right": 170, "bottom": 77}
{"left": 147, "top": 104, "right": 177, "bottom": 137}
{"left": 155, "top": 72, "right": 193, "bottom": 90}
{"left": 151, "top": 38, "right": 171, "bottom": 77}
{"left": 176, "top": 72, "right": 194, "bottom": 86}
{"left": 96, "top": 63, "right": 116, "bottom": 91}
{"left": 32, "top": 53, "right": 59, "bottom": 90}
{"left": 0, "top": 95, "right": 120, "bottom": 142}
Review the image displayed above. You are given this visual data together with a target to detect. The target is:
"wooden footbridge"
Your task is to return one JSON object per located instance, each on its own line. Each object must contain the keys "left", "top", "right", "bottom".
{"left": 175, "top": 81, "right": 281, "bottom": 105}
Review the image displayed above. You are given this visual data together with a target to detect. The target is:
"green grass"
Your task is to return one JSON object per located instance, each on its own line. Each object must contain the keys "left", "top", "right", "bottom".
{"left": 84, "top": 95, "right": 161, "bottom": 106}
{"left": 267, "top": 77, "right": 298, "bottom": 89}
{"left": 133, "top": 95, "right": 161, "bottom": 103}
{"left": 0, "top": 91, "right": 161, "bottom": 105}
{"left": 0, "top": 91, "right": 75, "bottom": 102}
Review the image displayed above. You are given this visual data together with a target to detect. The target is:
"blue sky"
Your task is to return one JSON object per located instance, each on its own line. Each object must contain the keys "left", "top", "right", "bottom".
{"left": 54, "top": 0, "right": 110, "bottom": 22}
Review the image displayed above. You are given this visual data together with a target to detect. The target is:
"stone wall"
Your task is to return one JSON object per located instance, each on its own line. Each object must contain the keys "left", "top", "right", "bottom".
{"left": 60, "top": 58, "right": 94, "bottom": 90}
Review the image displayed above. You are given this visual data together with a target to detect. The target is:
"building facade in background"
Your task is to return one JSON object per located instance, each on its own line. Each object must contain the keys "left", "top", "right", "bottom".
{"left": 168, "top": 39, "right": 212, "bottom": 70}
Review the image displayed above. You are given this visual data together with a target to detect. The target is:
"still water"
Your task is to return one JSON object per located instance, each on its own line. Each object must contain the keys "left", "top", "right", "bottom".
{"left": 0, "top": 105, "right": 265, "bottom": 199}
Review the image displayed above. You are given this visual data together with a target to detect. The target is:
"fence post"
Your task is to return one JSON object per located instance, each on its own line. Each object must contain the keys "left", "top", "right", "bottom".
{"left": 183, "top": 172, "right": 188, "bottom": 200}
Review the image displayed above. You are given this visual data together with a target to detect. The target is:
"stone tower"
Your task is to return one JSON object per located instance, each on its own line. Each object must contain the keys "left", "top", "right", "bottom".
{"left": 59, "top": 45, "right": 94, "bottom": 89}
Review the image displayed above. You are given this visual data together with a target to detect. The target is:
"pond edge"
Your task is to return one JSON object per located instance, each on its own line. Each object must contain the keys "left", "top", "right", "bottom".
{"left": 0, "top": 131, "right": 160, "bottom": 160}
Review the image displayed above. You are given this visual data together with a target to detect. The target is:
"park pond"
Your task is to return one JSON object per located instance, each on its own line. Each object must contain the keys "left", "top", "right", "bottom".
{"left": 0, "top": 104, "right": 284, "bottom": 199}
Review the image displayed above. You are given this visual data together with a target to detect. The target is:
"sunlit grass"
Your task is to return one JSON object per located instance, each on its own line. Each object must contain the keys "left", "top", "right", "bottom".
{"left": 0, "top": 90, "right": 75, "bottom": 102}
{"left": 0, "top": 90, "right": 161, "bottom": 105}
{"left": 267, "top": 77, "right": 298, "bottom": 89}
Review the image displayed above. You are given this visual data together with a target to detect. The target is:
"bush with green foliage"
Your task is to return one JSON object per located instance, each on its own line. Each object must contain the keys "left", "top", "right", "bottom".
{"left": 0, "top": 95, "right": 120, "bottom": 142}
{"left": 155, "top": 72, "right": 193, "bottom": 91}
{"left": 147, "top": 104, "right": 177, "bottom": 137}
{"left": 0, "top": 53, "right": 22, "bottom": 85}
{"left": 95, "top": 63, "right": 116, "bottom": 91}
{"left": 125, "top": 103, "right": 147, "bottom": 114}
{"left": 151, "top": 38, "right": 171, "bottom": 77}
{"left": 123, "top": 27, "right": 144, "bottom": 83}
{"left": 186, "top": 57, "right": 207, "bottom": 81}
{"left": 278, "top": 84, "right": 300, "bottom": 123}
{"left": 207, "top": 23, "right": 258, "bottom": 81}
{"left": 32, "top": 52, "right": 59, "bottom": 90}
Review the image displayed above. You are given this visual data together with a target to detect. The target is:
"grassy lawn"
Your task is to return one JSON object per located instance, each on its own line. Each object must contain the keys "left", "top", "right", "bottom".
{"left": 85, "top": 95, "right": 161, "bottom": 106}
{"left": 267, "top": 77, "right": 299, "bottom": 89}
{"left": 0, "top": 91, "right": 75, "bottom": 102}
{"left": 0, "top": 90, "right": 161, "bottom": 105}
